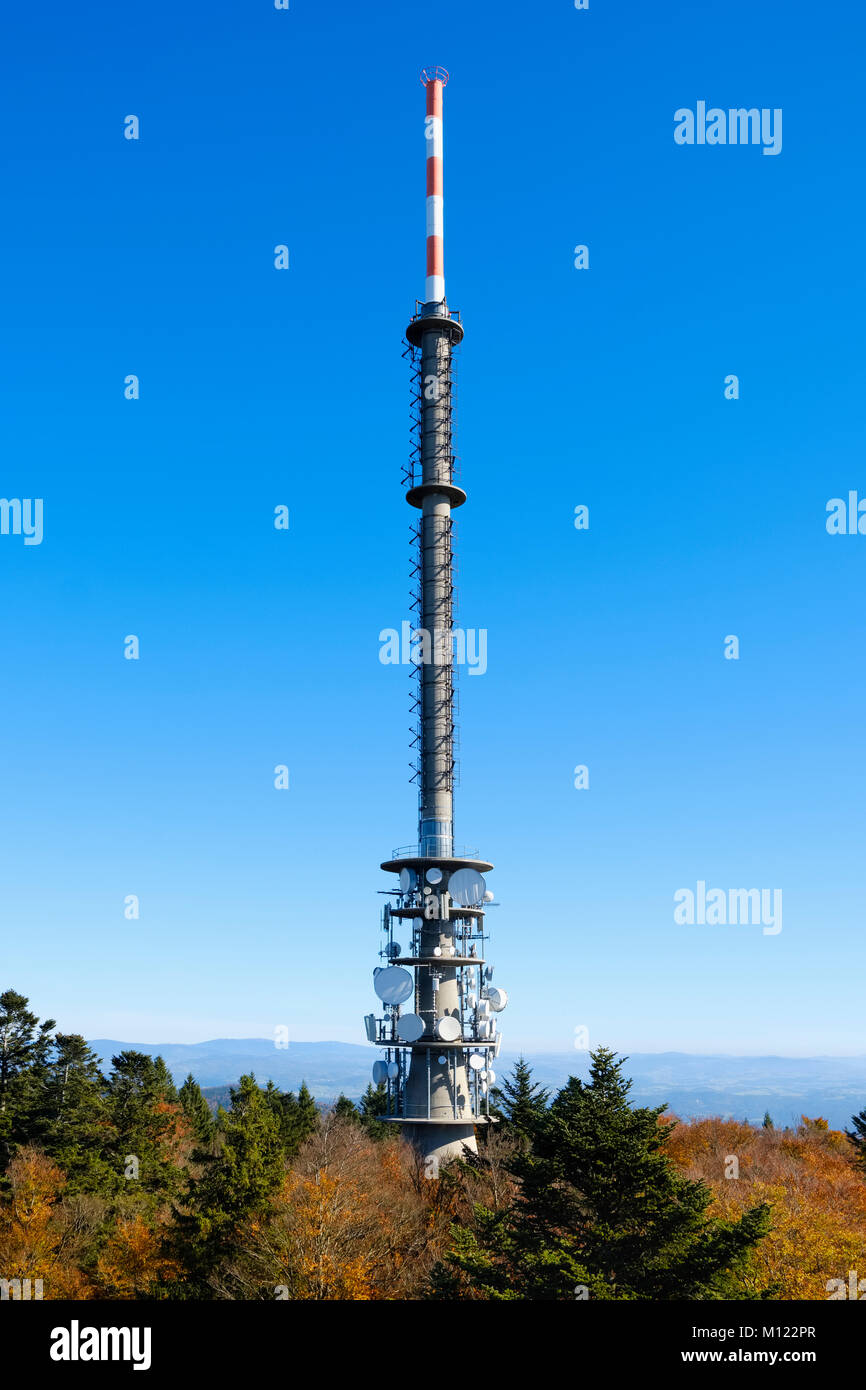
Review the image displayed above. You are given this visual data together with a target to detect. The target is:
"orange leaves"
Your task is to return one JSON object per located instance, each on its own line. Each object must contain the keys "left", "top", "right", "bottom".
{"left": 665, "top": 1116, "right": 866, "bottom": 1300}
{"left": 234, "top": 1115, "right": 454, "bottom": 1299}
{"left": 268, "top": 1168, "right": 375, "bottom": 1300}
{"left": 95, "top": 1216, "right": 180, "bottom": 1299}
{"left": 0, "top": 1148, "right": 93, "bottom": 1298}
{"left": 0, "top": 1149, "right": 66, "bottom": 1274}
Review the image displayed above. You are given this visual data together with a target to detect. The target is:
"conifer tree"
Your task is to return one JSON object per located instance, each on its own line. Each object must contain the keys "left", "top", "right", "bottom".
{"left": 436, "top": 1048, "right": 772, "bottom": 1300}
{"left": 174, "top": 1073, "right": 285, "bottom": 1291}
{"left": 265, "top": 1082, "right": 300, "bottom": 1153}
{"left": 262, "top": 1081, "right": 318, "bottom": 1158}
{"left": 762, "top": 1111, "right": 774, "bottom": 1130}
{"left": 179, "top": 1073, "right": 214, "bottom": 1146}
{"left": 104, "top": 1051, "right": 185, "bottom": 1200}
{"left": 0, "top": 990, "right": 55, "bottom": 1162}
{"left": 491, "top": 1058, "right": 549, "bottom": 1144}
{"left": 296, "top": 1082, "right": 319, "bottom": 1141}
{"left": 38, "top": 1034, "right": 109, "bottom": 1187}
{"left": 846, "top": 1105, "right": 866, "bottom": 1171}
{"left": 153, "top": 1056, "right": 179, "bottom": 1104}
{"left": 334, "top": 1094, "right": 360, "bottom": 1123}
{"left": 359, "top": 1082, "right": 389, "bottom": 1140}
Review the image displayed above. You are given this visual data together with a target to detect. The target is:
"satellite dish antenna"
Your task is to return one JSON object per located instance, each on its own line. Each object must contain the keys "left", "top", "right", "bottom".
{"left": 448, "top": 867, "right": 486, "bottom": 907}
{"left": 487, "top": 1069, "right": 496, "bottom": 1085}
{"left": 387, "top": 1061, "right": 400, "bottom": 1080}
{"left": 484, "top": 966, "right": 493, "bottom": 980}
{"left": 374, "top": 965, "right": 414, "bottom": 1005}
{"left": 426, "top": 867, "right": 443, "bottom": 884}
{"left": 413, "top": 917, "right": 424, "bottom": 929}
{"left": 385, "top": 941, "right": 402, "bottom": 958}
{"left": 396, "top": 1013, "right": 425, "bottom": 1042}
{"left": 437, "top": 1054, "right": 447, "bottom": 1064}
{"left": 487, "top": 987, "right": 508, "bottom": 1012}
{"left": 468, "top": 1052, "right": 484, "bottom": 1071}
{"left": 433, "top": 946, "right": 442, "bottom": 956}
{"left": 400, "top": 868, "right": 416, "bottom": 893}
{"left": 483, "top": 889, "right": 494, "bottom": 902}
{"left": 436, "top": 1015, "right": 461, "bottom": 1041}
{"left": 372, "top": 1060, "right": 388, "bottom": 1084}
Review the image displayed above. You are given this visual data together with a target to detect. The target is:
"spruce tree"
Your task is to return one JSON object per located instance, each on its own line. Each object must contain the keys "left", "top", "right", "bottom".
{"left": 296, "top": 1082, "right": 319, "bottom": 1141}
{"left": 359, "top": 1082, "right": 389, "bottom": 1139}
{"left": 333, "top": 1093, "right": 360, "bottom": 1123}
{"left": 262, "top": 1082, "right": 318, "bottom": 1158}
{"left": 846, "top": 1105, "right": 866, "bottom": 1170}
{"left": 179, "top": 1073, "right": 214, "bottom": 1146}
{"left": 0, "top": 990, "right": 55, "bottom": 1163}
{"left": 153, "top": 1056, "right": 179, "bottom": 1104}
{"left": 104, "top": 1051, "right": 185, "bottom": 1200}
{"left": 762, "top": 1111, "right": 774, "bottom": 1130}
{"left": 38, "top": 1034, "right": 109, "bottom": 1187}
{"left": 175, "top": 1073, "right": 285, "bottom": 1290}
{"left": 491, "top": 1058, "right": 549, "bottom": 1144}
{"left": 437, "top": 1047, "right": 772, "bottom": 1300}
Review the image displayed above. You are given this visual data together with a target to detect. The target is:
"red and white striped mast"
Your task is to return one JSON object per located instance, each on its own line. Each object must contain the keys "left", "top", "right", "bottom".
{"left": 423, "top": 66, "right": 448, "bottom": 306}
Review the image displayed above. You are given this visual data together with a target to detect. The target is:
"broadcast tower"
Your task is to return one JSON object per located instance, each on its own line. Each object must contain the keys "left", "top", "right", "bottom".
{"left": 364, "top": 69, "right": 507, "bottom": 1177}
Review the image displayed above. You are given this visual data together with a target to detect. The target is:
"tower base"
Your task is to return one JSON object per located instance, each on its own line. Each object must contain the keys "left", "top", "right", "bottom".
{"left": 402, "top": 1123, "right": 477, "bottom": 1178}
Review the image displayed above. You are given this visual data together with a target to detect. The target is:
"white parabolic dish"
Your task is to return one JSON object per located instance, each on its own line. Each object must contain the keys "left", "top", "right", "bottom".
{"left": 374, "top": 965, "right": 414, "bottom": 1005}
{"left": 436, "top": 1015, "right": 461, "bottom": 1041}
{"left": 448, "top": 867, "right": 486, "bottom": 907}
{"left": 396, "top": 1013, "right": 425, "bottom": 1042}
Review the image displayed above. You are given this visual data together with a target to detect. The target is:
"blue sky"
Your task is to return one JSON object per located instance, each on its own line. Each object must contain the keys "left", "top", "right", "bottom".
{"left": 1, "top": 0, "right": 864, "bottom": 1056}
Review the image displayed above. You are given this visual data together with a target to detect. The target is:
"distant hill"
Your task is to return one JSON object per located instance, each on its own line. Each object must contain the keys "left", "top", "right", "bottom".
{"left": 86, "top": 1039, "right": 866, "bottom": 1131}
{"left": 88, "top": 1038, "right": 373, "bottom": 1097}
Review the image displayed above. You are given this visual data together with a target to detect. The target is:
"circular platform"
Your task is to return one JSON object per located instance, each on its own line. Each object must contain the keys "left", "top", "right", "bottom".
{"left": 381, "top": 854, "right": 494, "bottom": 875}
{"left": 405, "top": 480, "right": 467, "bottom": 510}
{"left": 394, "top": 956, "right": 485, "bottom": 967}
{"left": 405, "top": 312, "right": 464, "bottom": 347}
{"left": 380, "top": 1114, "right": 498, "bottom": 1126}
{"left": 373, "top": 1038, "right": 496, "bottom": 1050}
{"left": 388, "top": 904, "right": 486, "bottom": 919}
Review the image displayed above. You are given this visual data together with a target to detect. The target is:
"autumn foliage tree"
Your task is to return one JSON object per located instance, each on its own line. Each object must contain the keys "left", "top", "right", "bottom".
{"left": 95, "top": 1215, "right": 180, "bottom": 1299}
{"left": 230, "top": 1113, "right": 455, "bottom": 1300}
{"left": 665, "top": 1113, "right": 866, "bottom": 1300}
{"left": 0, "top": 1148, "right": 91, "bottom": 1298}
